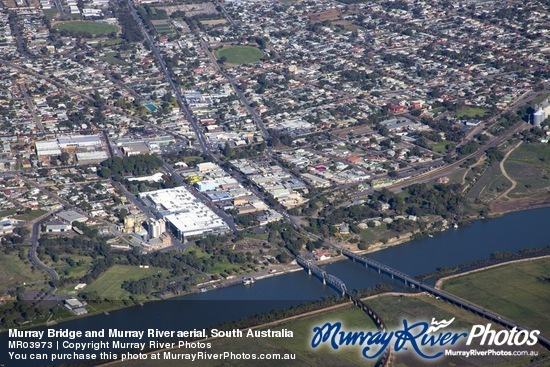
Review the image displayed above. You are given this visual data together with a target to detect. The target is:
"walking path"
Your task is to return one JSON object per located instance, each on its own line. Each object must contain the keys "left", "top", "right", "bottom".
{"left": 496, "top": 141, "right": 522, "bottom": 200}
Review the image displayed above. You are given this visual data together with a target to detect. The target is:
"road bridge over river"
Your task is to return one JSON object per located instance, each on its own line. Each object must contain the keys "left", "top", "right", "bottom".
{"left": 339, "top": 249, "right": 550, "bottom": 351}
{"left": 296, "top": 256, "right": 391, "bottom": 366}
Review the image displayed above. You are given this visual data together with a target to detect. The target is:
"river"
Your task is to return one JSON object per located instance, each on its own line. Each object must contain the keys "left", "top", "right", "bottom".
{"left": 2, "top": 207, "right": 550, "bottom": 366}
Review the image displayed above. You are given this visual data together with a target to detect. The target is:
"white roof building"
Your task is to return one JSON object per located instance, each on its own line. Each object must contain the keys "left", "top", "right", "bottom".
{"left": 140, "top": 187, "right": 229, "bottom": 240}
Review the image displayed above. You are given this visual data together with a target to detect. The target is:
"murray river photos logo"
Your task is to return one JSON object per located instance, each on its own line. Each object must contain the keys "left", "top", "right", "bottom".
{"left": 311, "top": 317, "right": 540, "bottom": 360}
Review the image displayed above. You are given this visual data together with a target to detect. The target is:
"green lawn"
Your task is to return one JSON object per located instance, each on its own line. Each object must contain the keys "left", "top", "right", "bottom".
{"left": 215, "top": 46, "right": 265, "bottom": 64}
{"left": 99, "top": 52, "right": 127, "bottom": 65}
{"left": 441, "top": 257, "right": 550, "bottom": 335}
{"left": 102, "top": 38, "right": 123, "bottom": 46}
{"left": 0, "top": 252, "right": 47, "bottom": 292}
{"left": 430, "top": 140, "right": 449, "bottom": 153}
{"left": 455, "top": 106, "right": 489, "bottom": 118}
{"left": 84, "top": 265, "right": 166, "bottom": 300}
{"left": 243, "top": 233, "right": 269, "bottom": 241}
{"left": 186, "top": 248, "right": 255, "bottom": 275}
{"left": 43, "top": 9, "right": 59, "bottom": 20}
{"left": 54, "top": 21, "right": 119, "bottom": 36}
{"left": 0, "top": 208, "right": 19, "bottom": 218}
{"left": 358, "top": 223, "right": 401, "bottom": 245}
{"left": 14, "top": 209, "right": 48, "bottom": 221}
{"left": 208, "top": 261, "right": 249, "bottom": 275}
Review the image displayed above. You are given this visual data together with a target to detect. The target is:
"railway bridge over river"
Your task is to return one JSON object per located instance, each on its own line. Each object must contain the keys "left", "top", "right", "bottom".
{"left": 297, "top": 249, "right": 550, "bottom": 351}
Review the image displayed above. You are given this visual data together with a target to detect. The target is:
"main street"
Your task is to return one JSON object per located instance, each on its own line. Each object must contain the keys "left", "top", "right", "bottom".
{"left": 198, "top": 39, "right": 270, "bottom": 141}
{"left": 126, "top": 0, "right": 209, "bottom": 153}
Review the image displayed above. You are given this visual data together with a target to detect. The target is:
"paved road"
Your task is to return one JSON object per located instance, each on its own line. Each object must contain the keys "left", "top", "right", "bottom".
{"left": 27, "top": 211, "right": 60, "bottom": 300}
{"left": 198, "top": 39, "right": 270, "bottom": 141}
{"left": 19, "top": 83, "right": 44, "bottom": 133}
{"left": 126, "top": 0, "right": 209, "bottom": 153}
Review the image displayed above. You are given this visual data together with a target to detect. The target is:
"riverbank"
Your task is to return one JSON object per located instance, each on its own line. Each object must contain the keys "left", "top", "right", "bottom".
{"left": 101, "top": 290, "right": 424, "bottom": 366}
{"left": 436, "top": 256, "right": 550, "bottom": 335}
{"left": 3, "top": 202, "right": 550, "bottom": 334}
{"left": 490, "top": 196, "right": 550, "bottom": 215}
{"left": 434, "top": 254, "right": 550, "bottom": 289}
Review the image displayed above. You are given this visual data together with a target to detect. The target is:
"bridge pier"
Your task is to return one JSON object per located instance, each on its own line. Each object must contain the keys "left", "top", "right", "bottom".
{"left": 322, "top": 277, "right": 326, "bottom": 285}
{"left": 308, "top": 268, "right": 311, "bottom": 275}
{"left": 378, "top": 268, "right": 380, "bottom": 273}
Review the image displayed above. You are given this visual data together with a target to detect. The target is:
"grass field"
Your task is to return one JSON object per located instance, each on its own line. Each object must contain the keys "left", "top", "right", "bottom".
{"left": 0, "top": 252, "right": 47, "bottom": 292}
{"left": 83, "top": 265, "right": 166, "bottom": 300}
{"left": 505, "top": 143, "right": 550, "bottom": 197}
{"left": 441, "top": 257, "right": 550, "bottom": 334}
{"left": 14, "top": 209, "right": 48, "bottom": 221}
{"left": 186, "top": 247, "right": 255, "bottom": 275}
{"left": 465, "top": 163, "right": 500, "bottom": 200}
{"left": 117, "top": 294, "right": 547, "bottom": 367}
{"left": 118, "top": 307, "right": 377, "bottom": 367}
{"left": 430, "top": 140, "right": 449, "bottom": 153}
{"left": 244, "top": 233, "right": 269, "bottom": 241}
{"left": 99, "top": 52, "right": 127, "bottom": 65}
{"left": 358, "top": 223, "right": 403, "bottom": 245}
{"left": 54, "top": 21, "right": 119, "bottom": 36}
{"left": 367, "top": 295, "right": 547, "bottom": 367}
{"left": 455, "top": 106, "right": 489, "bottom": 118}
{"left": 215, "top": 46, "right": 265, "bottom": 64}
{"left": 102, "top": 38, "right": 123, "bottom": 46}
{"left": 0, "top": 208, "right": 18, "bottom": 218}
{"left": 43, "top": 9, "right": 59, "bottom": 20}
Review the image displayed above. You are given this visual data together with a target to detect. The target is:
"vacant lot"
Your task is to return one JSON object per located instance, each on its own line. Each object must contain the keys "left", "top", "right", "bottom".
{"left": 84, "top": 265, "right": 166, "bottom": 300}
{"left": 441, "top": 257, "right": 550, "bottom": 334}
{"left": 466, "top": 163, "right": 508, "bottom": 201}
{"left": 200, "top": 19, "right": 227, "bottom": 26}
{"left": 13, "top": 209, "right": 48, "bottom": 221}
{"left": 0, "top": 252, "right": 47, "bottom": 292}
{"left": 54, "top": 21, "right": 119, "bottom": 36}
{"left": 505, "top": 143, "right": 550, "bottom": 197}
{"left": 99, "top": 52, "right": 127, "bottom": 65}
{"left": 215, "top": 46, "right": 265, "bottom": 64}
